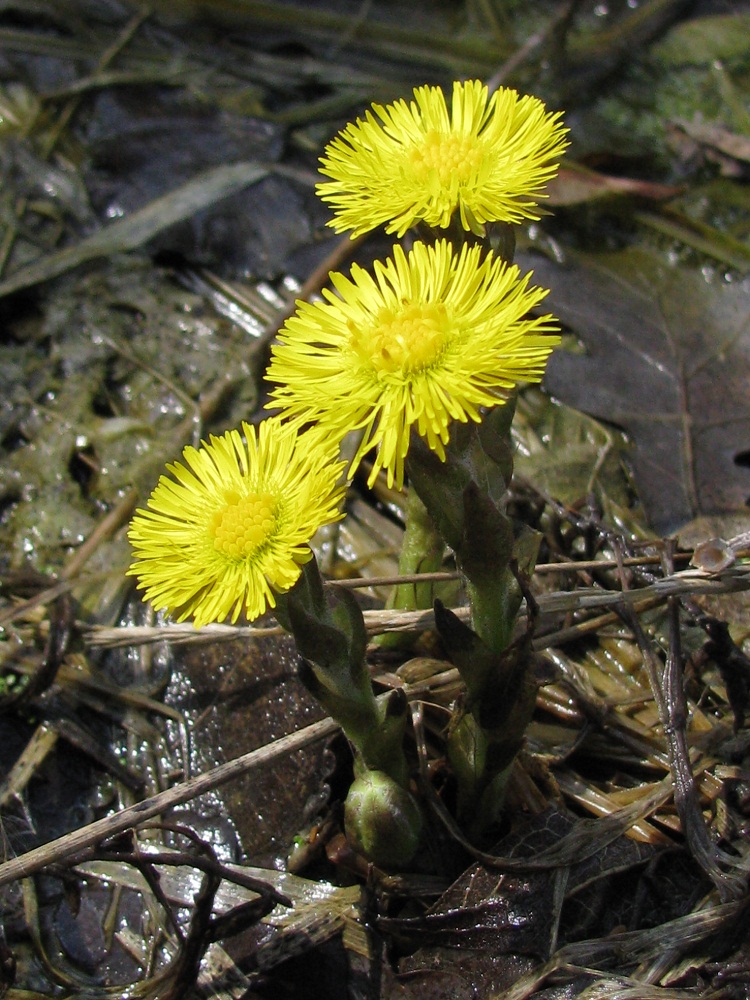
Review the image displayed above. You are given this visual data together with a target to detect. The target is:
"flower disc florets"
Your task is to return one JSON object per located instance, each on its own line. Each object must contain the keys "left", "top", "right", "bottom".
{"left": 128, "top": 418, "right": 346, "bottom": 628}
{"left": 317, "top": 79, "right": 568, "bottom": 238}
{"left": 266, "top": 240, "right": 560, "bottom": 490}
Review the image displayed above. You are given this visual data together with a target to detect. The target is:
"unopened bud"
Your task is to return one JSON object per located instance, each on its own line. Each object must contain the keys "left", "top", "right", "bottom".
{"left": 344, "top": 770, "right": 423, "bottom": 868}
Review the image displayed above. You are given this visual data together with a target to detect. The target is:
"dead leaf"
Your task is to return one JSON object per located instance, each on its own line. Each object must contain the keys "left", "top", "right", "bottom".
{"left": 547, "top": 164, "right": 681, "bottom": 206}
{"left": 674, "top": 118, "right": 750, "bottom": 165}
{"left": 521, "top": 246, "right": 750, "bottom": 533}
{"left": 384, "top": 809, "right": 660, "bottom": 998}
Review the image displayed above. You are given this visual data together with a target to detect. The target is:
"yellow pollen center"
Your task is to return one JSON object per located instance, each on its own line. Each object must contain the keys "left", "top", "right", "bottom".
{"left": 352, "top": 303, "right": 449, "bottom": 374}
{"left": 410, "top": 131, "right": 483, "bottom": 186}
{"left": 212, "top": 490, "right": 277, "bottom": 559}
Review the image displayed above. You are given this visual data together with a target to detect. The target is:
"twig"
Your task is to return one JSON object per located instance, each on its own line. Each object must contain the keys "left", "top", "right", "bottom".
{"left": 0, "top": 715, "right": 338, "bottom": 889}
{"left": 81, "top": 564, "right": 750, "bottom": 649}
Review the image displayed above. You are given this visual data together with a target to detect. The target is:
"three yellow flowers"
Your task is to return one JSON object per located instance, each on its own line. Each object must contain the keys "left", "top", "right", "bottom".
{"left": 129, "top": 80, "right": 567, "bottom": 627}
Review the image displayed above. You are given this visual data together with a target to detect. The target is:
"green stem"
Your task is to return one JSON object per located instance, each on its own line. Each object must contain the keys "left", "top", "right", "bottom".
{"left": 387, "top": 487, "right": 444, "bottom": 613}
{"left": 465, "top": 564, "right": 520, "bottom": 657}
{"left": 276, "top": 558, "right": 411, "bottom": 788}
{"left": 405, "top": 408, "right": 539, "bottom": 840}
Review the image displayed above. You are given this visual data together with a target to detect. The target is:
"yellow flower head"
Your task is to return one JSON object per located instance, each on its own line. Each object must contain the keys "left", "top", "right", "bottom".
{"left": 128, "top": 418, "right": 346, "bottom": 628}
{"left": 266, "top": 240, "right": 559, "bottom": 490}
{"left": 317, "top": 80, "right": 568, "bottom": 238}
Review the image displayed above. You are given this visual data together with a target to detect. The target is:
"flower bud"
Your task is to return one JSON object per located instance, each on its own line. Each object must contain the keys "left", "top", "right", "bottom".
{"left": 344, "top": 770, "right": 423, "bottom": 868}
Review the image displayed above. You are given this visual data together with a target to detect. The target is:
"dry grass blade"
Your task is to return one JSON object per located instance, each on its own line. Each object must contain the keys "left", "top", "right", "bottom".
{"left": 501, "top": 898, "right": 750, "bottom": 1000}
{"left": 81, "top": 561, "right": 750, "bottom": 648}
{"left": 0, "top": 162, "right": 269, "bottom": 298}
{"left": 425, "top": 769, "right": 676, "bottom": 872}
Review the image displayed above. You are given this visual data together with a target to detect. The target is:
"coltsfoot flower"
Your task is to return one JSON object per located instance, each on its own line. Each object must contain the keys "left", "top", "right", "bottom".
{"left": 317, "top": 79, "right": 568, "bottom": 238}
{"left": 128, "top": 418, "right": 346, "bottom": 628}
{"left": 266, "top": 239, "right": 559, "bottom": 490}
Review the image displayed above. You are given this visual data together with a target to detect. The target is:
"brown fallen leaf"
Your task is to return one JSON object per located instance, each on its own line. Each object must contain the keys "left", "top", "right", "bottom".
{"left": 519, "top": 246, "right": 750, "bottom": 533}
{"left": 383, "top": 809, "right": 661, "bottom": 998}
{"left": 674, "top": 117, "right": 750, "bottom": 166}
{"left": 546, "top": 164, "right": 682, "bottom": 206}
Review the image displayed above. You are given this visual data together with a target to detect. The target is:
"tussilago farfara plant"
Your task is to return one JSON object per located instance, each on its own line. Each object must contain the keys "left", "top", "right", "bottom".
{"left": 129, "top": 80, "right": 567, "bottom": 866}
